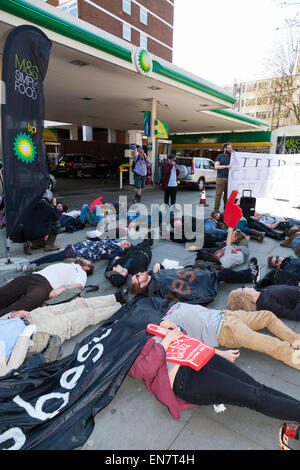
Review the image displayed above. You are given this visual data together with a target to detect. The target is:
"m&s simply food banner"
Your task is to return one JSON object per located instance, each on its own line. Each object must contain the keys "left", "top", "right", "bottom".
{"left": 1, "top": 25, "right": 52, "bottom": 240}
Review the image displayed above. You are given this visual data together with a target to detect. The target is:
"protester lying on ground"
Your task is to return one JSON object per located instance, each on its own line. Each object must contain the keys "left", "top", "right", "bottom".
{"left": 0, "top": 279, "right": 131, "bottom": 376}
{"left": 129, "top": 258, "right": 260, "bottom": 304}
{"left": 226, "top": 285, "right": 300, "bottom": 321}
{"left": 237, "top": 214, "right": 285, "bottom": 240}
{"left": 236, "top": 216, "right": 265, "bottom": 243}
{"left": 0, "top": 260, "right": 94, "bottom": 317}
{"left": 17, "top": 238, "right": 131, "bottom": 272}
{"left": 56, "top": 202, "right": 107, "bottom": 233}
{"left": 159, "top": 300, "right": 300, "bottom": 370}
{"left": 267, "top": 255, "right": 300, "bottom": 282}
{"left": 280, "top": 230, "right": 300, "bottom": 256}
{"left": 128, "top": 321, "right": 300, "bottom": 434}
{"left": 206, "top": 227, "right": 249, "bottom": 269}
{"left": 204, "top": 211, "right": 228, "bottom": 240}
{"left": 252, "top": 213, "right": 300, "bottom": 232}
{"left": 105, "top": 238, "right": 153, "bottom": 287}
{"left": 188, "top": 229, "right": 249, "bottom": 267}
{"left": 0, "top": 323, "right": 62, "bottom": 377}
{"left": 56, "top": 201, "right": 68, "bottom": 217}
{"left": 23, "top": 190, "right": 60, "bottom": 254}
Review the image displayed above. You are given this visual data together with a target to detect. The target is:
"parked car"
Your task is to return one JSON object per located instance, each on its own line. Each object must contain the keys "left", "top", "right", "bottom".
{"left": 175, "top": 156, "right": 217, "bottom": 191}
{"left": 48, "top": 173, "right": 56, "bottom": 191}
{"left": 56, "top": 154, "right": 100, "bottom": 178}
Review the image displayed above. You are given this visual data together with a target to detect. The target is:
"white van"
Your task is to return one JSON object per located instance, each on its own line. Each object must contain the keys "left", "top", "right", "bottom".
{"left": 175, "top": 156, "right": 217, "bottom": 191}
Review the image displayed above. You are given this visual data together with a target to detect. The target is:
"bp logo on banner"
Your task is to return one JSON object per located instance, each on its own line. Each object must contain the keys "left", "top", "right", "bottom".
{"left": 13, "top": 132, "right": 37, "bottom": 164}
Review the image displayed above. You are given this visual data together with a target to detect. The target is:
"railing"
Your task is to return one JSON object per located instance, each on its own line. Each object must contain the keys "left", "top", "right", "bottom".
{"left": 119, "top": 163, "right": 132, "bottom": 189}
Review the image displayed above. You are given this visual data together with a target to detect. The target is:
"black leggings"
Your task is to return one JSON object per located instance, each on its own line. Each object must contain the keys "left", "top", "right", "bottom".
{"left": 248, "top": 220, "right": 280, "bottom": 238}
{"left": 218, "top": 267, "right": 252, "bottom": 284}
{"left": 173, "top": 355, "right": 300, "bottom": 422}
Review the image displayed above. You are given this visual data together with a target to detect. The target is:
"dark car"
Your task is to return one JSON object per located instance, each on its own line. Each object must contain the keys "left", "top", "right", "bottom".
{"left": 56, "top": 154, "right": 100, "bottom": 178}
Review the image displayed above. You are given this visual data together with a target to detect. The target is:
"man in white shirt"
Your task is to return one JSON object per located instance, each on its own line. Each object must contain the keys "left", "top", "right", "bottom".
{"left": 0, "top": 259, "right": 94, "bottom": 317}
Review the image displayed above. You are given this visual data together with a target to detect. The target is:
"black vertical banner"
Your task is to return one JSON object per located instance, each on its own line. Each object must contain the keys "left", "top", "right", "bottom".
{"left": 1, "top": 25, "right": 52, "bottom": 240}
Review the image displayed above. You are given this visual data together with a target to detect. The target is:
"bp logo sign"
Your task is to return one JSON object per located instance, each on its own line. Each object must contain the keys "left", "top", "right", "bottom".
{"left": 13, "top": 132, "right": 37, "bottom": 164}
{"left": 133, "top": 47, "right": 152, "bottom": 75}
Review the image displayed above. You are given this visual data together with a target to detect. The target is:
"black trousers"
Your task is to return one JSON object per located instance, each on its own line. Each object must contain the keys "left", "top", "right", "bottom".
{"left": 248, "top": 220, "right": 280, "bottom": 238}
{"left": 164, "top": 187, "right": 177, "bottom": 205}
{"left": 174, "top": 354, "right": 300, "bottom": 422}
{"left": 0, "top": 274, "right": 52, "bottom": 317}
{"left": 218, "top": 267, "right": 253, "bottom": 284}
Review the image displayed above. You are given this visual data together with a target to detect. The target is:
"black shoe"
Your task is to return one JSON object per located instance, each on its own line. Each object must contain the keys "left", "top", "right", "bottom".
{"left": 43, "top": 335, "right": 62, "bottom": 363}
{"left": 115, "top": 274, "right": 132, "bottom": 304}
{"left": 272, "top": 230, "right": 285, "bottom": 240}
{"left": 249, "top": 257, "right": 260, "bottom": 284}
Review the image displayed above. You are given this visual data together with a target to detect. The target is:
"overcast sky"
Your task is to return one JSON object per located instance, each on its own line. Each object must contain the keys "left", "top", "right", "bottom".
{"left": 173, "top": 0, "right": 299, "bottom": 87}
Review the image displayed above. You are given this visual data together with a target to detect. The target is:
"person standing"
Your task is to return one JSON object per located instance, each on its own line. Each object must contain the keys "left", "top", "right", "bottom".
{"left": 132, "top": 147, "right": 152, "bottom": 203}
{"left": 162, "top": 155, "right": 180, "bottom": 206}
{"left": 214, "top": 142, "right": 232, "bottom": 212}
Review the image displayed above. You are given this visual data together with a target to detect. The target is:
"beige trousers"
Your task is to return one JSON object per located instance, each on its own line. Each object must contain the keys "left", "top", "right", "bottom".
{"left": 0, "top": 295, "right": 121, "bottom": 376}
{"left": 29, "top": 294, "right": 121, "bottom": 353}
{"left": 219, "top": 309, "right": 300, "bottom": 370}
{"left": 214, "top": 177, "right": 228, "bottom": 211}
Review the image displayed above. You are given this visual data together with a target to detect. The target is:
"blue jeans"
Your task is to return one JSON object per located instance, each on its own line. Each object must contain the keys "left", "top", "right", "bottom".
{"left": 237, "top": 219, "right": 251, "bottom": 235}
{"left": 292, "top": 236, "right": 300, "bottom": 253}
{"left": 204, "top": 219, "right": 227, "bottom": 238}
{"left": 80, "top": 204, "right": 102, "bottom": 226}
{"left": 21, "top": 353, "right": 46, "bottom": 370}
{"left": 287, "top": 217, "right": 300, "bottom": 227}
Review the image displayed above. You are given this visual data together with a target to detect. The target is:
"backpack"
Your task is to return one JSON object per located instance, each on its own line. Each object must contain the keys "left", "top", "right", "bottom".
{"left": 43, "top": 285, "right": 99, "bottom": 306}
{"left": 131, "top": 156, "right": 140, "bottom": 172}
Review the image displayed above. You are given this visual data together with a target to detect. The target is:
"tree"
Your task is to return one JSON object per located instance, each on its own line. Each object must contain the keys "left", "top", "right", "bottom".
{"left": 273, "top": 1, "right": 300, "bottom": 29}
{"left": 261, "top": 31, "right": 300, "bottom": 128}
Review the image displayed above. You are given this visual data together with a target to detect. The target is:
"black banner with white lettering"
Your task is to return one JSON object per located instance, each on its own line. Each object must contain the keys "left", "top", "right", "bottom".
{"left": 0, "top": 296, "right": 169, "bottom": 450}
{"left": 1, "top": 25, "right": 52, "bottom": 241}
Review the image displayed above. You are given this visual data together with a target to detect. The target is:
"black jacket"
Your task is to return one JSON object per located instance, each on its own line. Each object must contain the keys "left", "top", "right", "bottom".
{"left": 147, "top": 267, "right": 219, "bottom": 305}
{"left": 256, "top": 284, "right": 300, "bottom": 321}
{"left": 281, "top": 257, "right": 300, "bottom": 281}
{"left": 22, "top": 198, "right": 58, "bottom": 240}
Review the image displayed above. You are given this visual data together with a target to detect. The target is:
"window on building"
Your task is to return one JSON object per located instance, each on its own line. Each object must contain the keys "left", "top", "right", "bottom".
{"left": 262, "top": 96, "right": 268, "bottom": 105}
{"left": 140, "top": 33, "right": 147, "bottom": 49}
{"left": 140, "top": 7, "right": 148, "bottom": 25}
{"left": 123, "top": 0, "right": 131, "bottom": 15}
{"left": 58, "top": 0, "right": 78, "bottom": 17}
{"left": 256, "top": 112, "right": 267, "bottom": 119}
{"left": 123, "top": 23, "right": 131, "bottom": 41}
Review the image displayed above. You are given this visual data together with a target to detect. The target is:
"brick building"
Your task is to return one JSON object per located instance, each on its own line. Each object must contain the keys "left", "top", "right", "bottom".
{"left": 45, "top": 0, "right": 174, "bottom": 62}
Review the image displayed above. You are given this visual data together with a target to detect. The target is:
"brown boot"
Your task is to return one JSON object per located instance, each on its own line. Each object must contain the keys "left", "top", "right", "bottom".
{"left": 280, "top": 232, "right": 300, "bottom": 248}
{"left": 287, "top": 226, "right": 300, "bottom": 237}
{"left": 23, "top": 240, "right": 32, "bottom": 255}
{"left": 249, "top": 229, "right": 265, "bottom": 243}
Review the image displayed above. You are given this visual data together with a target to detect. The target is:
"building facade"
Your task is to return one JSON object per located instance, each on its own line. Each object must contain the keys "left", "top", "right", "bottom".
{"left": 223, "top": 57, "right": 300, "bottom": 130}
{"left": 45, "top": 0, "right": 174, "bottom": 61}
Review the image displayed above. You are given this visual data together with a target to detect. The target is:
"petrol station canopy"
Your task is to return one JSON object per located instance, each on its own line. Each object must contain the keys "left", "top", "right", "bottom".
{"left": 0, "top": 0, "right": 270, "bottom": 135}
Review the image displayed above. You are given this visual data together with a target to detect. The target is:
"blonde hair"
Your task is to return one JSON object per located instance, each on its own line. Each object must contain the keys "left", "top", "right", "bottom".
{"left": 226, "top": 290, "right": 256, "bottom": 311}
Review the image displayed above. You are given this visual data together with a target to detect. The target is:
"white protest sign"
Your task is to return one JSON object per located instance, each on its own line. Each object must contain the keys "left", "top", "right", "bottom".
{"left": 228, "top": 152, "right": 300, "bottom": 204}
